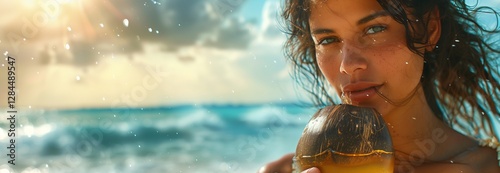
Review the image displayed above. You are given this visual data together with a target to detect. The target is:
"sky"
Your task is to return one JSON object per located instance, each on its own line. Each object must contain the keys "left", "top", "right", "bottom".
{"left": 0, "top": 0, "right": 498, "bottom": 109}
{"left": 0, "top": 0, "right": 303, "bottom": 109}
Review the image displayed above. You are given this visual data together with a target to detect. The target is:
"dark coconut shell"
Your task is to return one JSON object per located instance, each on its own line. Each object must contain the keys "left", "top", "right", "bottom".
{"left": 294, "top": 104, "right": 393, "bottom": 171}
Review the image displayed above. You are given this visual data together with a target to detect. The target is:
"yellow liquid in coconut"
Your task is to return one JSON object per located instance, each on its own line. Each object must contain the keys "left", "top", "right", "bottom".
{"left": 296, "top": 150, "right": 394, "bottom": 173}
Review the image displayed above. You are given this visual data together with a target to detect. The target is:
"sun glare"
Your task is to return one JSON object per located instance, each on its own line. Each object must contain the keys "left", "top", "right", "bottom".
{"left": 21, "top": 0, "right": 37, "bottom": 9}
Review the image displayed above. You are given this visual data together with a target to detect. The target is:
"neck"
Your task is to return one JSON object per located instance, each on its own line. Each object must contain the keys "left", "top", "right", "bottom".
{"left": 382, "top": 88, "right": 477, "bottom": 166}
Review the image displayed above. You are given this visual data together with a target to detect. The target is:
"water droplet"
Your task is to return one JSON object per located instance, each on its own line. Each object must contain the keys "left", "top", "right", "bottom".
{"left": 65, "top": 43, "right": 70, "bottom": 50}
{"left": 405, "top": 61, "right": 409, "bottom": 65}
{"left": 123, "top": 19, "right": 129, "bottom": 27}
{"left": 113, "top": 114, "right": 116, "bottom": 117}
{"left": 156, "top": 30, "right": 159, "bottom": 34}
{"left": 76, "top": 76, "right": 80, "bottom": 80}
{"left": 341, "top": 92, "right": 352, "bottom": 104}
{"left": 148, "top": 28, "right": 152, "bottom": 32}
{"left": 415, "top": 19, "right": 419, "bottom": 22}
{"left": 134, "top": 134, "right": 137, "bottom": 136}
{"left": 435, "top": 45, "right": 439, "bottom": 49}
{"left": 450, "top": 160, "right": 454, "bottom": 163}
{"left": 138, "top": 145, "right": 141, "bottom": 148}
{"left": 481, "top": 112, "right": 485, "bottom": 115}
{"left": 412, "top": 117, "right": 417, "bottom": 120}
{"left": 366, "top": 94, "right": 369, "bottom": 97}
{"left": 273, "top": 60, "right": 277, "bottom": 63}
{"left": 1, "top": 64, "right": 4, "bottom": 66}
{"left": 100, "top": 23, "right": 104, "bottom": 28}
{"left": 178, "top": 23, "right": 181, "bottom": 27}
{"left": 454, "top": 39, "right": 460, "bottom": 43}
{"left": 176, "top": 132, "right": 179, "bottom": 135}
{"left": 452, "top": 44, "right": 456, "bottom": 47}
{"left": 67, "top": 27, "right": 72, "bottom": 31}
{"left": 4, "top": 51, "right": 8, "bottom": 55}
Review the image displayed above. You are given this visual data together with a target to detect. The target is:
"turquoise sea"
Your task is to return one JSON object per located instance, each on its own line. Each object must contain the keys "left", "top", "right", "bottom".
{"left": 0, "top": 103, "right": 316, "bottom": 173}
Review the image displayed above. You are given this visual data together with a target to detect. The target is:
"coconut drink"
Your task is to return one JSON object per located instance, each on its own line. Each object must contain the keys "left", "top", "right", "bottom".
{"left": 294, "top": 104, "right": 394, "bottom": 173}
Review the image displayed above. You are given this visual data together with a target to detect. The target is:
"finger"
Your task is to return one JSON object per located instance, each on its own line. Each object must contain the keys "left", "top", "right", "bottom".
{"left": 301, "top": 167, "right": 320, "bottom": 173}
{"left": 258, "top": 153, "right": 295, "bottom": 173}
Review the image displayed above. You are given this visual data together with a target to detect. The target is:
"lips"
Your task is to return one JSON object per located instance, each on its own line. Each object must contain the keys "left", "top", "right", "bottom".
{"left": 342, "top": 82, "right": 382, "bottom": 104}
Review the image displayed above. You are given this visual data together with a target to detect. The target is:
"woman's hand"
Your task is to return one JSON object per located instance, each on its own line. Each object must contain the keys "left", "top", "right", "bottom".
{"left": 257, "top": 153, "right": 321, "bottom": 173}
{"left": 301, "top": 167, "right": 320, "bottom": 173}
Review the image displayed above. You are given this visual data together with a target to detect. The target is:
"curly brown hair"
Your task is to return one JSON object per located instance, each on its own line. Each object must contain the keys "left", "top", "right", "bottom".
{"left": 281, "top": 0, "right": 500, "bottom": 146}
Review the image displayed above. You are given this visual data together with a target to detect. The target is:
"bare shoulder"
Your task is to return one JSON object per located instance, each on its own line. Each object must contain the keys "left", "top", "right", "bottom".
{"left": 433, "top": 146, "right": 499, "bottom": 173}
{"left": 458, "top": 146, "right": 500, "bottom": 173}
{"left": 406, "top": 146, "right": 500, "bottom": 173}
{"left": 413, "top": 162, "right": 477, "bottom": 173}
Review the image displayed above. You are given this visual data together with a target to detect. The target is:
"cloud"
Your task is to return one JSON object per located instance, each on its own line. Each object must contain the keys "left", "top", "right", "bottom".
{"left": 10, "top": 41, "right": 298, "bottom": 109}
{"left": 0, "top": 0, "right": 254, "bottom": 68}
{"left": 0, "top": 0, "right": 304, "bottom": 109}
{"left": 85, "top": 0, "right": 253, "bottom": 50}
{"left": 204, "top": 18, "right": 255, "bottom": 49}
{"left": 260, "top": 0, "right": 285, "bottom": 39}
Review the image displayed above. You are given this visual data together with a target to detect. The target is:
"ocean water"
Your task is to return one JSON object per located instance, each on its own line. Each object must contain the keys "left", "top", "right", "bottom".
{"left": 0, "top": 104, "right": 316, "bottom": 173}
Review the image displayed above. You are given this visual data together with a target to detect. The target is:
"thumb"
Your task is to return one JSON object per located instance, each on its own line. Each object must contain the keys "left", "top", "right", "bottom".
{"left": 301, "top": 167, "right": 320, "bottom": 173}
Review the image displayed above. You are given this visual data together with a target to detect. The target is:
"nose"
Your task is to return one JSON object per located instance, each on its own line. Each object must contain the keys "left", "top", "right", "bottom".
{"left": 339, "top": 42, "right": 367, "bottom": 75}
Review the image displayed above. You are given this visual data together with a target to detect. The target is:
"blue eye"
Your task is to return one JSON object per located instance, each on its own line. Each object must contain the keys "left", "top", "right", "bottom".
{"left": 318, "top": 37, "right": 340, "bottom": 45}
{"left": 366, "top": 25, "right": 387, "bottom": 34}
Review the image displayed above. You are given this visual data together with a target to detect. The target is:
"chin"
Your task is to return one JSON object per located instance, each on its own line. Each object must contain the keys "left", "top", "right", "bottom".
{"left": 351, "top": 101, "right": 390, "bottom": 116}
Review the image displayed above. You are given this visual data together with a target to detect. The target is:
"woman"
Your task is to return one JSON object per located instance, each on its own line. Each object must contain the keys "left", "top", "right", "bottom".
{"left": 259, "top": 0, "right": 500, "bottom": 172}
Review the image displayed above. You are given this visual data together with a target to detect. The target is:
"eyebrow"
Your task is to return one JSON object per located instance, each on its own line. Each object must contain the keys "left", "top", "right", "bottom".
{"left": 357, "top": 11, "right": 389, "bottom": 25}
{"left": 311, "top": 11, "right": 390, "bottom": 35}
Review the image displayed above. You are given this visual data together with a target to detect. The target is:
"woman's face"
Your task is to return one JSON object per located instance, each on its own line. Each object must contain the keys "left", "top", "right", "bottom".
{"left": 309, "top": 0, "right": 424, "bottom": 115}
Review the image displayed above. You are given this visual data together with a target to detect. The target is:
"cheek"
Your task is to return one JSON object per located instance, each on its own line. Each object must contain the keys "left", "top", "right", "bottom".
{"left": 317, "top": 54, "right": 343, "bottom": 93}
{"left": 366, "top": 44, "right": 424, "bottom": 82}
{"left": 316, "top": 44, "right": 343, "bottom": 77}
